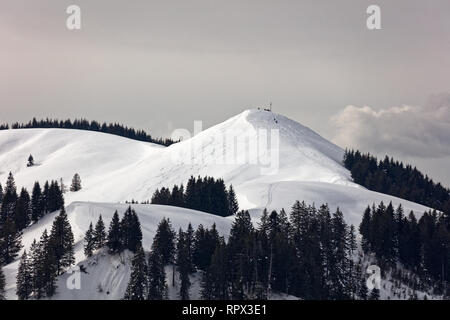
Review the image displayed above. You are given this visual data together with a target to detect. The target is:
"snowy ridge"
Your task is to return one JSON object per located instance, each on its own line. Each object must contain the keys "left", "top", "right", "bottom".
{"left": 0, "top": 109, "right": 434, "bottom": 299}
{"left": 0, "top": 109, "right": 430, "bottom": 226}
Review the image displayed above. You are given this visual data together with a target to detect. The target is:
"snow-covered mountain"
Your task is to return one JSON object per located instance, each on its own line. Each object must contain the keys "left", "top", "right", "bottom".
{"left": 0, "top": 109, "right": 429, "bottom": 226}
{"left": 0, "top": 109, "right": 433, "bottom": 299}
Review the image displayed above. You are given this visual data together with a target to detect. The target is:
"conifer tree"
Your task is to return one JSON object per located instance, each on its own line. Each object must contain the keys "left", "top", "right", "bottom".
{"left": 192, "top": 224, "right": 220, "bottom": 271}
{"left": 46, "top": 180, "right": 64, "bottom": 213}
{"left": 37, "top": 230, "right": 57, "bottom": 298}
{"left": 70, "top": 173, "right": 82, "bottom": 192}
{"left": 201, "top": 239, "right": 229, "bottom": 300}
{"left": 107, "top": 210, "right": 122, "bottom": 253}
{"left": 152, "top": 218, "right": 176, "bottom": 265}
{"left": 184, "top": 176, "right": 200, "bottom": 211}
{"left": 27, "top": 154, "right": 34, "bottom": 167}
{"left": 120, "top": 207, "right": 142, "bottom": 252}
{"left": 177, "top": 229, "right": 191, "bottom": 300}
{"left": 185, "top": 223, "right": 195, "bottom": 273}
{"left": 0, "top": 172, "right": 18, "bottom": 222}
{"left": 289, "top": 201, "right": 318, "bottom": 299}
{"left": 49, "top": 207, "right": 75, "bottom": 274}
{"left": 124, "top": 245, "right": 148, "bottom": 300}
{"left": 228, "top": 210, "right": 254, "bottom": 299}
{"left": 227, "top": 185, "right": 239, "bottom": 216}
{"left": 15, "top": 188, "right": 31, "bottom": 231}
{"left": 93, "top": 215, "right": 107, "bottom": 249}
{"left": 258, "top": 208, "right": 270, "bottom": 236}
{"left": 84, "top": 222, "right": 95, "bottom": 257}
{"left": 266, "top": 209, "right": 293, "bottom": 295}
{"left": 0, "top": 265, "right": 5, "bottom": 300}
{"left": 0, "top": 215, "right": 22, "bottom": 264}
{"left": 59, "top": 178, "right": 67, "bottom": 194}
{"left": 16, "top": 250, "right": 33, "bottom": 300}
{"left": 170, "top": 184, "right": 185, "bottom": 207}
{"left": 0, "top": 183, "right": 3, "bottom": 205}
{"left": 147, "top": 250, "right": 167, "bottom": 300}
{"left": 330, "top": 207, "right": 350, "bottom": 299}
{"left": 359, "top": 206, "right": 372, "bottom": 253}
{"left": 31, "top": 182, "right": 43, "bottom": 222}
{"left": 28, "top": 239, "right": 41, "bottom": 297}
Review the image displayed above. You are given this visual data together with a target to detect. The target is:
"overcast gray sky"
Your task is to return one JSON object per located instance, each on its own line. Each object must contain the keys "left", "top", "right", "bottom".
{"left": 1, "top": 0, "right": 450, "bottom": 186}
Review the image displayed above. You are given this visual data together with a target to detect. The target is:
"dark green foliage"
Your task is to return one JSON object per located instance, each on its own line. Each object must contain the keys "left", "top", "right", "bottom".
{"left": 170, "top": 184, "right": 185, "bottom": 207}
{"left": 359, "top": 206, "right": 372, "bottom": 253}
{"left": 0, "top": 265, "right": 5, "bottom": 300}
{"left": 201, "top": 239, "right": 229, "bottom": 300}
{"left": 49, "top": 207, "right": 75, "bottom": 274}
{"left": 344, "top": 149, "right": 450, "bottom": 211}
{"left": 70, "top": 173, "right": 82, "bottom": 192}
{"left": 27, "top": 154, "right": 34, "bottom": 167}
{"left": 122, "top": 198, "right": 449, "bottom": 300}
{"left": 31, "top": 230, "right": 58, "bottom": 298}
{"left": 0, "top": 215, "right": 22, "bottom": 264}
{"left": 124, "top": 246, "right": 148, "bottom": 300}
{"left": 84, "top": 222, "right": 95, "bottom": 257}
{"left": 93, "top": 215, "right": 107, "bottom": 249}
{"left": 1, "top": 117, "right": 176, "bottom": 146}
{"left": 15, "top": 188, "right": 31, "bottom": 231}
{"left": 193, "top": 224, "right": 220, "bottom": 271}
{"left": 120, "top": 207, "right": 142, "bottom": 252}
{"left": 28, "top": 179, "right": 64, "bottom": 223}
{"left": 151, "top": 187, "right": 171, "bottom": 205}
{"left": 147, "top": 250, "right": 167, "bottom": 300}
{"left": 227, "top": 210, "right": 255, "bottom": 299}
{"left": 151, "top": 217, "right": 176, "bottom": 265}
{"left": 152, "top": 176, "right": 235, "bottom": 217}
{"left": 47, "top": 180, "right": 65, "bottom": 213}
{"left": 16, "top": 251, "right": 33, "bottom": 300}
{"left": 360, "top": 201, "right": 450, "bottom": 289}
{"left": 227, "top": 185, "right": 239, "bottom": 215}
{"left": 31, "top": 182, "right": 44, "bottom": 222}
{"left": 0, "top": 172, "right": 18, "bottom": 222}
{"left": 107, "top": 210, "right": 122, "bottom": 253}
{"left": 176, "top": 229, "right": 191, "bottom": 300}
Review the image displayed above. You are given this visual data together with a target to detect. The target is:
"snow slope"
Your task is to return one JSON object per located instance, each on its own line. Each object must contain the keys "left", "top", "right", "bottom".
{"left": 0, "top": 109, "right": 430, "bottom": 225}
{"left": 0, "top": 109, "right": 434, "bottom": 299}
{"left": 3, "top": 202, "right": 232, "bottom": 299}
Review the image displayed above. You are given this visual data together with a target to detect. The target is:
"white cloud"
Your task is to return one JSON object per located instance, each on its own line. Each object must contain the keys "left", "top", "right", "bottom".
{"left": 330, "top": 93, "right": 450, "bottom": 158}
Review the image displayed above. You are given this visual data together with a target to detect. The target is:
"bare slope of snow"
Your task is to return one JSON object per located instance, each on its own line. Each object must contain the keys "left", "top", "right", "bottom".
{"left": 3, "top": 202, "right": 232, "bottom": 299}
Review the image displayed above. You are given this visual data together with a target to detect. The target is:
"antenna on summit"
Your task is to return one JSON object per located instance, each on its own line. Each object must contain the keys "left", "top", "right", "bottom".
{"left": 263, "top": 102, "right": 272, "bottom": 112}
